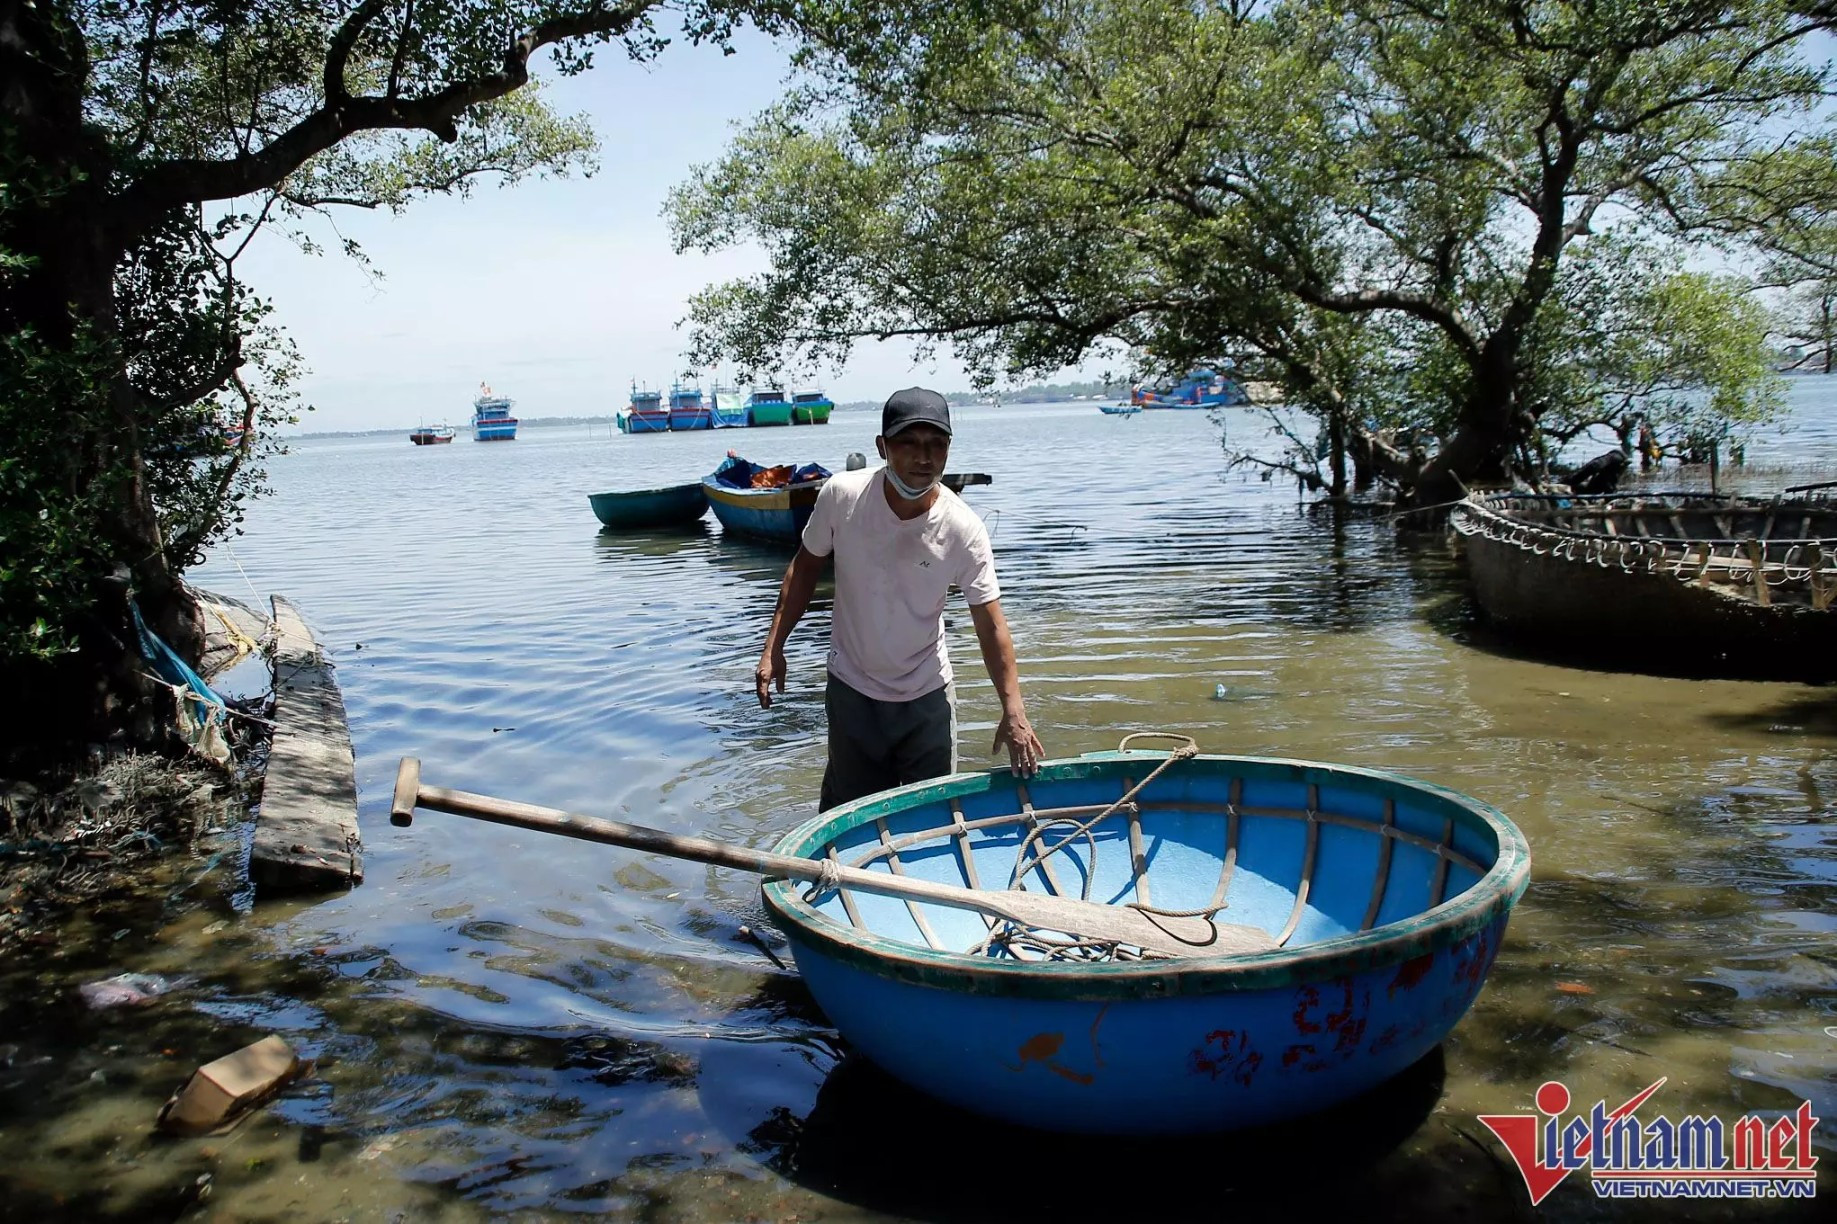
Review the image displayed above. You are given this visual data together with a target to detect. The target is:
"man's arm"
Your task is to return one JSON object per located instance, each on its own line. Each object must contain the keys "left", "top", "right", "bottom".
{"left": 756, "top": 545, "right": 827, "bottom": 709}
{"left": 967, "top": 598, "right": 1044, "bottom": 775}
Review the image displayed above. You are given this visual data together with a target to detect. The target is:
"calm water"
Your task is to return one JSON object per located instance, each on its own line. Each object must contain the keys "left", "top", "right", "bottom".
{"left": 4, "top": 382, "right": 1837, "bottom": 1220}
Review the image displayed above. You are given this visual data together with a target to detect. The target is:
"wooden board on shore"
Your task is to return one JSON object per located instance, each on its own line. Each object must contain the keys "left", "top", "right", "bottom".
{"left": 250, "top": 596, "right": 363, "bottom": 893}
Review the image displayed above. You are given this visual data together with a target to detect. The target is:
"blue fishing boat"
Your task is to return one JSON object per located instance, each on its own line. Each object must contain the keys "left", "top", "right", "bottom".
{"left": 1098, "top": 403, "right": 1141, "bottom": 416}
{"left": 667, "top": 384, "right": 713, "bottom": 431}
{"left": 708, "top": 385, "right": 748, "bottom": 429}
{"left": 702, "top": 454, "right": 831, "bottom": 544}
{"left": 471, "top": 384, "right": 518, "bottom": 440}
{"left": 617, "top": 385, "right": 669, "bottom": 434}
{"left": 1132, "top": 367, "right": 1248, "bottom": 409}
{"left": 587, "top": 481, "right": 707, "bottom": 529}
{"left": 760, "top": 736, "right": 1529, "bottom": 1134}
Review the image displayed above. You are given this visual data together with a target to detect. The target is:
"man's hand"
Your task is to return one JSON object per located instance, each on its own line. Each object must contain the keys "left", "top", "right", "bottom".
{"left": 993, "top": 705, "right": 1044, "bottom": 776}
{"left": 755, "top": 645, "right": 787, "bottom": 709}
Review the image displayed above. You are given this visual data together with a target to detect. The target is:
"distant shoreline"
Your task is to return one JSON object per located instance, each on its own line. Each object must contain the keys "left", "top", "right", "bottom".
{"left": 289, "top": 370, "right": 1832, "bottom": 438}
{"left": 289, "top": 398, "right": 1129, "bottom": 439}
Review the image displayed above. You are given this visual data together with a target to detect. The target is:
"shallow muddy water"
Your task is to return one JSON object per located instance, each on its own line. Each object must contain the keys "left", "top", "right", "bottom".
{"left": 3, "top": 381, "right": 1835, "bottom": 1221}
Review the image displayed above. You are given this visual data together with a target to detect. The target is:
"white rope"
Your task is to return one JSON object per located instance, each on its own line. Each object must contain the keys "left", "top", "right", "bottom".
{"left": 800, "top": 856, "right": 844, "bottom": 903}
{"left": 983, "top": 738, "right": 1209, "bottom": 963}
{"left": 1452, "top": 495, "right": 1837, "bottom": 602}
{"left": 217, "top": 540, "right": 266, "bottom": 608}
{"left": 138, "top": 670, "right": 274, "bottom": 728}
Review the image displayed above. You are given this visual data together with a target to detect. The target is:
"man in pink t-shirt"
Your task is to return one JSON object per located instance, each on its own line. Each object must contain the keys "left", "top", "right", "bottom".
{"left": 754, "top": 387, "right": 1045, "bottom": 811}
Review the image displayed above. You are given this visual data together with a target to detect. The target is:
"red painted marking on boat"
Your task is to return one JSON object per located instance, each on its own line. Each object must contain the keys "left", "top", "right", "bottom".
{"left": 1325, "top": 982, "right": 1369, "bottom": 1051}
{"left": 1016, "top": 1032, "right": 1064, "bottom": 1065}
{"left": 1190, "top": 1028, "right": 1238, "bottom": 1078}
{"left": 1452, "top": 931, "right": 1496, "bottom": 988}
{"left": 1190, "top": 1028, "right": 1263, "bottom": 1086}
{"left": 1295, "top": 980, "right": 1367, "bottom": 1052}
{"left": 1389, "top": 953, "right": 1435, "bottom": 995}
{"left": 1292, "top": 985, "right": 1323, "bottom": 1035}
{"left": 1088, "top": 1003, "right": 1110, "bottom": 1070}
{"left": 1009, "top": 1031, "right": 1094, "bottom": 1085}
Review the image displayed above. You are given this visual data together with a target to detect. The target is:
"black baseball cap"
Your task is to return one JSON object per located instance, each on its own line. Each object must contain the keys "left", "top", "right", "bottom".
{"left": 881, "top": 387, "right": 952, "bottom": 438}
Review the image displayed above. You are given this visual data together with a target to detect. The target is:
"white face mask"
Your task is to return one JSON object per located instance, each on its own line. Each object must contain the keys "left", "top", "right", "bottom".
{"left": 884, "top": 466, "right": 938, "bottom": 500}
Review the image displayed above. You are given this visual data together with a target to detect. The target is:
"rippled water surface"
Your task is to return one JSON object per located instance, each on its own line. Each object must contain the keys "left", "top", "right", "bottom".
{"left": 5, "top": 382, "right": 1837, "bottom": 1220}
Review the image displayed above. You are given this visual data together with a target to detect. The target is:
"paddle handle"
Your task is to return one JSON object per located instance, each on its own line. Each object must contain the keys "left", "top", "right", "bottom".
{"left": 391, "top": 757, "right": 420, "bottom": 827}
{"left": 390, "top": 757, "right": 1015, "bottom": 914}
{"left": 387, "top": 759, "right": 1275, "bottom": 958}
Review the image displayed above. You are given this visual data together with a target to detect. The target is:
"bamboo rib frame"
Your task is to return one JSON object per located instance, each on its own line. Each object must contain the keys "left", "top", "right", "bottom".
{"left": 816, "top": 774, "right": 1481, "bottom": 958}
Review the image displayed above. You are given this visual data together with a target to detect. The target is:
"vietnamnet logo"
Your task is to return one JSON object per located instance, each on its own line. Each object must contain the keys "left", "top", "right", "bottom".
{"left": 1478, "top": 1078, "right": 1820, "bottom": 1203}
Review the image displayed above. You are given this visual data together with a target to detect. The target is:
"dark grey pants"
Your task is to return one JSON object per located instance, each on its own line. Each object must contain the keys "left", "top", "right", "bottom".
{"left": 818, "top": 673, "right": 958, "bottom": 812}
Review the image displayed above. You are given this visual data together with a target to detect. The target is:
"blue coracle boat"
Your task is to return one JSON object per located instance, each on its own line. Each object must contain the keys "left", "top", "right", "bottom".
{"left": 587, "top": 481, "right": 707, "bottom": 529}
{"left": 761, "top": 738, "right": 1529, "bottom": 1134}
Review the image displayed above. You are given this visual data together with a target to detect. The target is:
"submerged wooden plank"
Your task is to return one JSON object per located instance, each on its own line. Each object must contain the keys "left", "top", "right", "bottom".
{"left": 193, "top": 588, "right": 270, "bottom": 682}
{"left": 251, "top": 595, "right": 363, "bottom": 893}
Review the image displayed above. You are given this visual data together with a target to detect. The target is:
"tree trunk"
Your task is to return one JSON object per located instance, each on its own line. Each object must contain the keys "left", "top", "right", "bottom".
{"left": 1327, "top": 407, "right": 1347, "bottom": 499}
{"left": 1409, "top": 346, "right": 1533, "bottom": 505}
{"left": 1824, "top": 295, "right": 1833, "bottom": 375}
{"left": 3, "top": 243, "right": 199, "bottom": 753}
{"left": 1412, "top": 412, "right": 1519, "bottom": 505}
{"left": 1349, "top": 417, "right": 1377, "bottom": 491}
{"left": 1, "top": 0, "right": 196, "bottom": 757}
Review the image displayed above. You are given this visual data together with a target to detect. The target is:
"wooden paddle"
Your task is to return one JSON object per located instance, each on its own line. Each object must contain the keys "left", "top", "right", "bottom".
{"left": 390, "top": 758, "right": 1276, "bottom": 959}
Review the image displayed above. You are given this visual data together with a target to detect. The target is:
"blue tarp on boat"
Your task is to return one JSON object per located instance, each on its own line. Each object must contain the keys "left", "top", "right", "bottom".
{"left": 712, "top": 455, "right": 831, "bottom": 489}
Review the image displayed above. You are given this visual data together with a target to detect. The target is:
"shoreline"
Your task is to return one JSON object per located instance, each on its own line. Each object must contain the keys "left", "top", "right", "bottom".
{"left": 0, "top": 588, "right": 360, "bottom": 960}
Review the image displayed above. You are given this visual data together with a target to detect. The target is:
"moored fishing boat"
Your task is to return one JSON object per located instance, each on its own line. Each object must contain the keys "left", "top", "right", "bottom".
{"left": 708, "top": 385, "right": 748, "bottom": 428}
{"left": 791, "top": 388, "right": 834, "bottom": 425}
{"left": 1132, "top": 367, "right": 1248, "bottom": 409}
{"left": 744, "top": 388, "right": 794, "bottom": 427}
{"left": 703, "top": 457, "right": 992, "bottom": 546}
{"left": 667, "top": 383, "right": 713, "bottom": 431}
{"left": 471, "top": 384, "right": 518, "bottom": 441}
{"left": 617, "top": 385, "right": 670, "bottom": 434}
{"left": 757, "top": 736, "right": 1529, "bottom": 1134}
{"left": 587, "top": 481, "right": 707, "bottom": 529}
{"left": 1099, "top": 403, "right": 1141, "bottom": 416}
{"left": 409, "top": 423, "right": 455, "bottom": 445}
{"left": 702, "top": 454, "right": 832, "bottom": 544}
{"left": 1450, "top": 489, "right": 1837, "bottom": 680}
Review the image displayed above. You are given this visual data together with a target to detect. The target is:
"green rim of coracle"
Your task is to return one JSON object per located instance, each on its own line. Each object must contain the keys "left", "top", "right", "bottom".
{"left": 762, "top": 752, "right": 1531, "bottom": 1002}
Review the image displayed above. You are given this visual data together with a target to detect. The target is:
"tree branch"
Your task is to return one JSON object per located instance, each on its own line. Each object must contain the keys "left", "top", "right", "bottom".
{"left": 325, "top": 0, "right": 392, "bottom": 108}
{"left": 165, "top": 371, "right": 259, "bottom": 568}
{"left": 1291, "top": 282, "right": 1483, "bottom": 365}
{"left": 388, "top": 0, "right": 418, "bottom": 100}
{"left": 116, "top": 1, "right": 656, "bottom": 238}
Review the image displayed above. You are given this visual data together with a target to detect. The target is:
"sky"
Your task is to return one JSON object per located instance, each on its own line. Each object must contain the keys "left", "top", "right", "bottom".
{"left": 237, "top": 27, "right": 1103, "bottom": 434}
